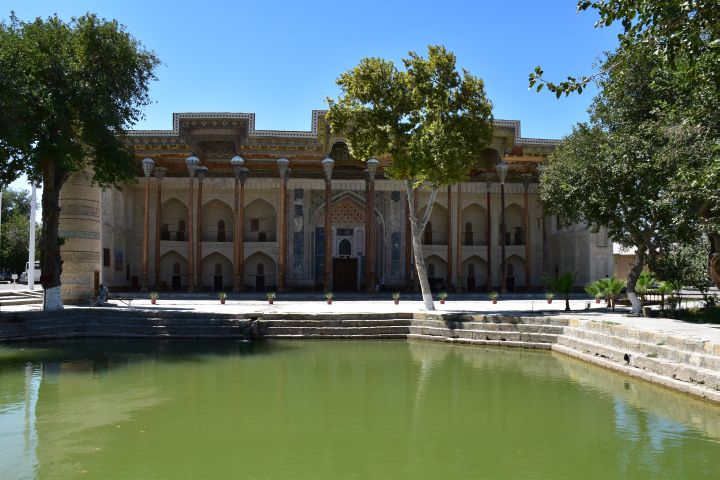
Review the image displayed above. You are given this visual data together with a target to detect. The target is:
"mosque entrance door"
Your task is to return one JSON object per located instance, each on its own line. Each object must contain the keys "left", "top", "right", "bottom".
{"left": 333, "top": 258, "right": 357, "bottom": 291}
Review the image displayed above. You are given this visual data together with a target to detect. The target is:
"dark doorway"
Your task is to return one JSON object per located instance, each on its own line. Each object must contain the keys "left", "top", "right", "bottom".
{"left": 467, "top": 264, "right": 476, "bottom": 292}
{"left": 213, "top": 263, "right": 223, "bottom": 291}
{"left": 506, "top": 263, "right": 516, "bottom": 292}
{"left": 255, "top": 263, "right": 265, "bottom": 292}
{"left": 172, "top": 262, "right": 182, "bottom": 291}
{"left": 333, "top": 258, "right": 358, "bottom": 291}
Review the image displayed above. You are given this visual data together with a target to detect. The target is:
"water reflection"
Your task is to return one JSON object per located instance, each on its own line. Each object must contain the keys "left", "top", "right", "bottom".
{"left": 0, "top": 339, "right": 717, "bottom": 480}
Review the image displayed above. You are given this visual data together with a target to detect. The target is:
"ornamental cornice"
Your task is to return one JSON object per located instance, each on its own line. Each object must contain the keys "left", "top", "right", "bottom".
{"left": 126, "top": 111, "right": 561, "bottom": 147}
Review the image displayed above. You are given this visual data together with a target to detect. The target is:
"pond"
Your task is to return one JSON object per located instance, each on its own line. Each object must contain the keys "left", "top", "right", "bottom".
{"left": 0, "top": 339, "right": 718, "bottom": 479}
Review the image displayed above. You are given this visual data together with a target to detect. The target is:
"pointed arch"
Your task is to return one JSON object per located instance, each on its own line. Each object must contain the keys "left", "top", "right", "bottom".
{"left": 160, "top": 250, "right": 187, "bottom": 290}
{"left": 244, "top": 199, "right": 277, "bottom": 242}
{"left": 245, "top": 251, "right": 277, "bottom": 291}
{"left": 462, "top": 255, "right": 488, "bottom": 291}
{"left": 161, "top": 197, "right": 189, "bottom": 241}
{"left": 461, "top": 203, "right": 488, "bottom": 246}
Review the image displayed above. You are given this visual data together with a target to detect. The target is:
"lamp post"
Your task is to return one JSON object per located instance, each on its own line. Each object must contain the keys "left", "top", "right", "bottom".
{"left": 154, "top": 166, "right": 167, "bottom": 288}
{"left": 141, "top": 157, "right": 155, "bottom": 291}
{"left": 322, "top": 157, "right": 334, "bottom": 292}
{"left": 366, "top": 158, "right": 379, "bottom": 292}
{"left": 231, "top": 155, "right": 247, "bottom": 292}
{"left": 195, "top": 165, "right": 208, "bottom": 290}
{"left": 185, "top": 154, "right": 200, "bottom": 291}
{"left": 277, "top": 158, "right": 290, "bottom": 292}
{"left": 496, "top": 161, "right": 509, "bottom": 293}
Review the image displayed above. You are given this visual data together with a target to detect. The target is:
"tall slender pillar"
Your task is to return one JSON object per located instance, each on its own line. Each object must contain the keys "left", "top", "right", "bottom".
{"left": 364, "top": 171, "right": 370, "bottom": 289}
{"left": 322, "top": 157, "right": 334, "bottom": 292}
{"left": 185, "top": 155, "right": 199, "bottom": 292}
{"left": 496, "top": 161, "right": 509, "bottom": 292}
{"left": 154, "top": 167, "right": 167, "bottom": 288}
{"left": 195, "top": 166, "right": 208, "bottom": 290}
{"left": 522, "top": 174, "right": 532, "bottom": 290}
{"left": 456, "top": 184, "right": 462, "bottom": 292}
{"left": 404, "top": 192, "right": 411, "bottom": 288}
{"left": 485, "top": 174, "right": 492, "bottom": 291}
{"left": 447, "top": 185, "right": 453, "bottom": 290}
{"left": 140, "top": 158, "right": 154, "bottom": 291}
{"left": 366, "top": 158, "right": 379, "bottom": 292}
{"left": 231, "top": 156, "right": 248, "bottom": 292}
{"left": 277, "top": 158, "right": 290, "bottom": 292}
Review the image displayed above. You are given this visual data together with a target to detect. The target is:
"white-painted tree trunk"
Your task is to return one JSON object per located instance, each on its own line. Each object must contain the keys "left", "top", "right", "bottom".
{"left": 626, "top": 251, "right": 645, "bottom": 315}
{"left": 405, "top": 180, "right": 439, "bottom": 311}
{"left": 43, "top": 286, "right": 63, "bottom": 311}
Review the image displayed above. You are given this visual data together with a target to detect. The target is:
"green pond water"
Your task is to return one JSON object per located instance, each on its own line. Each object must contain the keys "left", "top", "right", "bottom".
{"left": 0, "top": 339, "right": 719, "bottom": 480}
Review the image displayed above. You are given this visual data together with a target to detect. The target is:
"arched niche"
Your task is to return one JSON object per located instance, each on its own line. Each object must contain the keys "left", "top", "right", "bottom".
{"left": 245, "top": 251, "right": 277, "bottom": 292}
{"left": 502, "top": 203, "right": 525, "bottom": 246}
{"left": 424, "top": 254, "right": 448, "bottom": 291}
{"left": 201, "top": 252, "right": 233, "bottom": 291}
{"left": 461, "top": 255, "right": 488, "bottom": 291}
{"left": 461, "top": 203, "right": 489, "bottom": 246}
{"left": 162, "top": 198, "right": 189, "bottom": 241}
{"left": 244, "top": 199, "right": 277, "bottom": 242}
{"left": 420, "top": 203, "right": 449, "bottom": 245}
{"left": 202, "top": 199, "right": 233, "bottom": 242}
{"left": 505, "top": 254, "right": 526, "bottom": 290}
{"left": 160, "top": 250, "right": 187, "bottom": 291}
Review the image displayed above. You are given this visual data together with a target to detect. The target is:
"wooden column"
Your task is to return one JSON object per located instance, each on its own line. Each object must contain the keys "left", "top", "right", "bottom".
{"left": 522, "top": 174, "right": 532, "bottom": 290}
{"left": 404, "top": 191, "right": 411, "bottom": 289}
{"left": 154, "top": 167, "right": 166, "bottom": 288}
{"left": 195, "top": 168, "right": 207, "bottom": 290}
{"left": 187, "top": 173, "right": 195, "bottom": 292}
{"left": 456, "top": 184, "right": 462, "bottom": 292}
{"left": 500, "top": 182, "right": 507, "bottom": 293}
{"left": 447, "top": 185, "right": 453, "bottom": 290}
{"left": 238, "top": 175, "right": 246, "bottom": 291}
{"left": 364, "top": 172, "right": 370, "bottom": 289}
{"left": 141, "top": 175, "right": 151, "bottom": 291}
{"left": 278, "top": 162, "right": 289, "bottom": 292}
{"left": 323, "top": 176, "right": 332, "bottom": 291}
{"left": 485, "top": 175, "right": 492, "bottom": 291}
{"left": 367, "top": 175, "right": 376, "bottom": 291}
{"left": 233, "top": 175, "right": 240, "bottom": 292}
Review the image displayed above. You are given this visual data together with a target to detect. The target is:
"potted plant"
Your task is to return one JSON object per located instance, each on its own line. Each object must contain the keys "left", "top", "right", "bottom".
{"left": 437, "top": 291, "right": 448, "bottom": 304}
{"left": 149, "top": 291, "right": 159, "bottom": 305}
{"left": 392, "top": 292, "right": 401, "bottom": 305}
{"left": 325, "top": 292, "right": 334, "bottom": 305}
{"left": 267, "top": 291, "right": 276, "bottom": 305}
{"left": 585, "top": 281, "right": 602, "bottom": 304}
{"left": 545, "top": 291, "right": 554, "bottom": 304}
{"left": 489, "top": 291, "right": 499, "bottom": 304}
{"left": 595, "top": 292, "right": 604, "bottom": 304}
{"left": 218, "top": 291, "right": 227, "bottom": 304}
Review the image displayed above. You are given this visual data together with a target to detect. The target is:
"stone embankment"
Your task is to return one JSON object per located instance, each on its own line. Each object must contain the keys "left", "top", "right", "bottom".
{"left": 0, "top": 308, "right": 718, "bottom": 403}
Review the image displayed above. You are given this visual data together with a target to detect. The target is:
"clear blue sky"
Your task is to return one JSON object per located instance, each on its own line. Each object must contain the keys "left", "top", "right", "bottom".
{"left": 5, "top": 0, "right": 620, "bottom": 140}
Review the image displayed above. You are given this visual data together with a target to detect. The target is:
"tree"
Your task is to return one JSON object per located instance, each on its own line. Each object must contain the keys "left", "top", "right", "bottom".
{"left": 530, "top": 0, "right": 720, "bottom": 290}
{"left": 326, "top": 46, "right": 494, "bottom": 310}
{"left": 545, "top": 272, "right": 575, "bottom": 311}
{"left": 0, "top": 13, "right": 159, "bottom": 310}
{"left": 0, "top": 188, "right": 41, "bottom": 274}
{"left": 539, "top": 41, "right": 712, "bottom": 314}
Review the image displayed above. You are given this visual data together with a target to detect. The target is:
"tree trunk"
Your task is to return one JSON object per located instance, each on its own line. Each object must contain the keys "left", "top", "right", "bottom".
{"left": 709, "top": 232, "right": 720, "bottom": 289}
{"left": 626, "top": 250, "right": 645, "bottom": 315}
{"left": 564, "top": 294, "right": 570, "bottom": 312}
{"left": 40, "top": 160, "right": 69, "bottom": 311}
{"left": 405, "top": 180, "right": 438, "bottom": 311}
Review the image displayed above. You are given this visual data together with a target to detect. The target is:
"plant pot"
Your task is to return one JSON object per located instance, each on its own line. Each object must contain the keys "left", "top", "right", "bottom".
{"left": 547, "top": 299, "right": 552, "bottom": 304}
{"left": 595, "top": 298, "right": 601, "bottom": 304}
{"left": 220, "top": 299, "right": 225, "bottom": 304}
{"left": 394, "top": 299, "right": 399, "bottom": 305}
{"left": 492, "top": 299, "right": 497, "bottom": 304}
{"left": 151, "top": 299, "right": 156, "bottom": 305}
{"left": 268, "top": 300, "right": 274, "bottom": 305}
{"left": 440, "top": 299, "right": 445, "bottom": 304}
{"left": 327, "top": 300, "right": 332, "bottom": 305}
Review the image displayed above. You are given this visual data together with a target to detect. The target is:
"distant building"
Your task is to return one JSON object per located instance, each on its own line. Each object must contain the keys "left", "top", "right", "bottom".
{"left": 57, "top": 112, "right": 613, "bottom": 301}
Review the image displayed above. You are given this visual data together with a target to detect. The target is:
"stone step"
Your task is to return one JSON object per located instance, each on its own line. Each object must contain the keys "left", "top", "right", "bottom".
{"left": 261, "top": 312, "right": 413, "bottom": 321}
{"left": 408, "top": 325, "right": 557, "bottom": 344}
{"left": 574, "top": 320, "right": 719, "bottom": 356}
{"left": 260, "top": 319, "right": 411, "bottom": 328}
{"left": 552, "top": 343, "right": 720, "bottom": 403}
{"left": 555, "top": 335, "right": 720, "bottom": 391}
{"left": 0, "top": 297, "right": 43, "bottom": 306}
{"left": 407, "top": 333, "right": 552, "bottom": 350}
{"left": 261, "top": 326, "right": 409, "bottom": 336}
{"left": 263, "top": 334, "right": 407, "bottom": 340}
{"left": 411, "top": 319, "right": 564, "bottom": 334}
{"left": 414, "top": 313, "right": 570, "bottom": 326}
{"left": 564, "top": 326, "right": 720, "bottom": 371}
